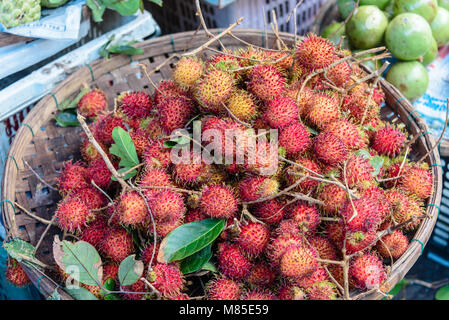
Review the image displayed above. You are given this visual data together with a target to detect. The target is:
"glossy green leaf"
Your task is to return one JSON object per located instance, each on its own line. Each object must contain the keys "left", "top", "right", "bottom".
{"left": 54, "top": 112, "right": 80, "bottom": 127}
{"left": 109, "top": 127, "right": 139, "bottom": 168}
{"left": 65, "top": 286, "right": 99, "bottom": 300}
{"left": 201, "top": 261, "right": 217, "bottom": 273}
{"left": 436, "top": 285, "right": 449, "bottom": 300}
{"left": 111, "top": 167, "right": 136, "bottom": 181}
{"left": 384, "top": 279, "right": 409, "bottom": 299}
{"left": 107, "top": 44, "right": 144, "bottom": 56}
{"left": 158, "top": 219, "right": 226, "bottom": 263}
{"left": 118, "top": 255, "right": 144, "bottom": 286}
{"left": 180, "top": 244, "right": 212, "bottom": 274}
{"left": 53, "top": 237, "right": 103, "bottom": 286}
{"left": 369, "top": 156, "right": 384, "bottom": 177}
{"left": 163, "top": 134, "right": 191, "bottom": 148}
{"left": 86, "top": 0, "right": 106, "bottom": 22}
{"left": 104, "top": 0, "right": 141, "bottom": 16}
{"left": 147, "top": 0, "right": 163, "bottom": 6}
{"left": 58, "top": 88, "right": 89, "bottom": 111}
{"left": 3, "top": 238, "right": 36, "bottom": 263}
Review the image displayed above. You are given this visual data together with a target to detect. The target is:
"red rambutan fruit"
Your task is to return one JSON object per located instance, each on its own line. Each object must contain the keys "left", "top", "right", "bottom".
{"left": 307, "top": 94, "right": 341, "bottom": 129}
{"left": 238, "top": 175, "right": 279, "bottom": 202}
{"left": 278, "top": 284, "right": 307, "bottom": 300}
{"left": 57, "top": 161, "right": 89, "bottom": 195}
{"left": 147, "top": 190, "right": 185, "bottom": 222}
{"left": 279, "top": 122, "right": 311, "bottom": 156}
{"left": 323, "top": 119, "right": 367, "bottom": 150}
{"left": 87, "top": 159, "right": 113, "bottom": 190}
{"left": 157, "top": 95, "right": 194, "bottom": 133}
{"left": 56, "top": 196, "right": 93, "bottom": 232}
{"left": 308, "top": 235, "right": 338, "bottom": 261}
{"left": 248, "top": 262, "right": 277, "bottom": 287}
{"left": 151, "top": 263, "right": 185, "bottom": 298}
{"left": 80, "top": 216, "right": 108, "bottom": 249}
{"left": 118, "top": 91, "right": 153, "bottom": 119}
{"left": 206, "top": 277, "right": 242, "bottom": 300}
{"left": 71, "top": 186, "right": 107, "bottom": 210}
{"left": 217, "top": 243, "right": 252, "bottom": 280}
{"left": 122, "top": 279, "right": 147, "bottom": 300}
{"left": 267, "top": 235, "right": 303, "bottom": 266}
{"left": 5, "top": 259, "right": 30, "bottom": 287}
{"left": 143, "top": 139, "right": 172, "bottom": 169}
{"left": 101, "top": 228, "right": 134, "bottom": 262}
{"left": 313, "top": 132, "right": 349, "bottom": 166}
{"left": 318, "top": 184, "right": 348, "bottom": 216}
{"left": 199, "top": 184, "right": 238, "bottom": 219}
{"left": 340, "top": 197, "right": 382, "bottom": 233}
{"left": 285, "top": 157, "right": 322, "bottom": 193}
{"left": 376, "top": 230, "right": 409, "bottom": 259}
{"left": 263, "top": 96, "right": 298, "bottom": 129}
{"left": 81, "top": 139, "right": 109, "bottom": 163}
{"left": 95, "top": 115, "right": 127, "bottom": 145}
{"left": 117, "top": 191, "right": 149, "bottom": 226}
{"left": 345, "top": 231, "right": 377, "bottom": 254}
{"left": 294, "top": 266, "right": 329, "bottom": 289}
{"left": 307, "top": 280, "right": 338, "bottom": 300}
{"left": 371, "top": 126, "right": 406, "bottom": 157}
{"left": 398, "top": 165, "right": 433, "bottom": 200}
{"left": 280, "top": 245, "right": 318, "bottom": 279}
{"left": 237, "top": 222, "right": 271, "bottom": 256}
{"left": 173, "top": 57, "right": 204, "bottom": 88}
{"left": 78, "top": 89, "right": 107, "bottom": 118}
{"left": 154, "top": 80, "right": 189, "bottom": 106}
{"left": 295, "top": 34, "right": 335, "bottom": 71}
{"left": 247, "top": 64, "right": 286, "bottom": 101}
{"left": 138, "top": 168, "right": 172, "bottom": 196}
{"left": 349, "top": 253, "right": 386, "bottom": 290}
{"left": 253, "top": 199, "right": 286, "bottom": 225}
{"left": 287, "top": 201, "right": 321, "bottom": 233}
{"left": 344, "top": 155, "right": 374, "bottom": 188}
{"left": 242, "top": 288, "right": 277, "bottom": 300}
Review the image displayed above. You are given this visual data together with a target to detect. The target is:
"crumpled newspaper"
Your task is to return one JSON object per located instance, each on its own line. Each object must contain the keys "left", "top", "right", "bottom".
{"left": 0, "top": 0, "right": 85, "bottom": 40}
{"left": 414, "top": 46, "right": 449, "bottom": 141}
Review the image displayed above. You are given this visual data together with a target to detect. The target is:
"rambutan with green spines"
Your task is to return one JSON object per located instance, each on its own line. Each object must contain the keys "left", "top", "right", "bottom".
{"left": 55, "top": 196, "right": 94, "bottom": 233}
{"left": 307, "top": 93, "right": 341, "bottom": 129}
{"left": 371, "top": 125, "right": 407, "bottom": 157}
{"left": 236, "top": 222, "right": 271, "bottom": 256}
{"left": 5, "top": 258, "right": 30, "bottom": 287}
{"left": 278, "top": 284, "right": 307, "bottom": 300}
{"left": 77, "top": 89, "right": 107, "bottom": 118}
{"left": 194, "top": 69, "right": 235, "bottom": 113}
{"left": 81, "top": 139, "right": 110, "bottom": 163}
{"left": 238, "top": 175, "right": 279, "bottom": 202}
{"left": 287, "top": 201, "right": 321, "bottom": 233}
{"left": 248, "top": 64, "right": 286, "bottom": 102}
{"left": 253, "top": 198, "right": 286, "bottom": 225}
{"left": 307, "top": 280, "right": 339, "bottom": 300}
{"left": 280, "top": 244, "right": 319, "bottom": 279}
{"left": 295, "top": 34, "right": 336, "bottom": 71}
{"left": 117, "top": 91, "right": 153, "bottom": 120}
{"left": 217, "top": 242, "right": 252, "bottom": 280}
{"left": 294, "top": 266, "right": 329, "bottom": 289}
{"left": 57, "top": 160, "right": 90, "bottom": 195}
{"left": 101, "top": 227, "right": 134, "bottom": 262}
{"left": 345, "top": 230, "right": 377, "bottom": 254}
{"left": 225, "top": 89, "right": 258, "bottom": 122}
{"left": 206, "top": 277, "right": 243, "bottom": 300}
{"left": 384, "top": 190, "right": 423, "bottom": 230}
{"left": 279, "top": 122, "right": 311, "bottom": 156}
{"left": 263, "top": 96, "right": 298, "bottom": 129}
{"left": 376, "top": 230, "right": 409, "bottom": 259}
{"left": 173, "top": 56, "right": 204, "bottom": 89}
{"left": 207, "top": 53, "right": 242, "bottom": 79}
{"left": 349, "top": 252, "right": 386, "bottom": 290}
{"left": 313, "top": 132, "right": 349, "bottom": 166}
{"left": 199, "top": 184, "right": 238, "bottom": 219}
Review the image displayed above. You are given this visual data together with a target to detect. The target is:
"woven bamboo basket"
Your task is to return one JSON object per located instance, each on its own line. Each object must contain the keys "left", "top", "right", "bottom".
{"left": 1, "top": 29, "right": 443, "bottom": 300}
{"left": 310, "top": 0, "right": 449, "bottom": 156}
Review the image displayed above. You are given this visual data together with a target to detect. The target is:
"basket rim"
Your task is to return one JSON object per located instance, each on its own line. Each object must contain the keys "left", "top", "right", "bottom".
{"left": 1, "top": 28, "right": 443, "bottom": 300}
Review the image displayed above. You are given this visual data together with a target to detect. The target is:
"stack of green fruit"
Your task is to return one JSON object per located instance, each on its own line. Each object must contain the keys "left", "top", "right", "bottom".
{"left": 322, "top": 0, "right": 449, "bottom": 100}
{"left": 0, "top": 0, "right": 68, "bottom": 29}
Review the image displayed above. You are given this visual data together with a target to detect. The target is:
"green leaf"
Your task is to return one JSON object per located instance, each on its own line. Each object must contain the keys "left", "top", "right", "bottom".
{"left": 53, "top": 237, "right": 103, "bottom": 286}
{"left": 65, "top": 286, "right": 99, "bottom": 300}
{"left": 3, "top": 238, "right": 36, "bottom": 263}
{"left": 306, "top": 126, "right": 318, "bottom": 136}
{"left": 99, "top": 278, "right": 121, "bottom": 300}
{"left": 111, "top": 167, "right": 137, "bottom": 181}
{"left": 147, "top": 0, "right": 163, "bottom": 6}
{"left": 355, "top": 149, "right": 371, "bottom": 159}
{"left": 99, "top": 35, "right": 115, "bottom": 59}
{"left": 104, "top": 293, "right": 122, "bottom": 300}
{"left": 86, "top": 0, "right": 106, "bottom": 22}
{"left": 58, "top": 88, "right": 90, "bottom": 111}
{"left": 104, "top": 0, "right": 141, "bottom": 16}
{"left": 107, "top": 44, "right": 144, "bottom": 56}
{"left": 109, "top": 127, "right": 139, "bottom": 168}
{"left": 180, "top": 244, "right": 212, "bottom": 274}
{"left": 163, "top": 134, "right": 191, "bottom": 148}
{"left": 118, "top": 255, "right": 144, "bottom": 286}
{"left": 201, "top": 261, "right": 217, "bottom": 273}
{"left": 158, "top": 219, "right": 226, "bottom": 263}
{"left": 54, "top": 112, "right": 80, "bottom": 127}
{"left": 369, "top": 156, "right": 384, "bottom": 177}
{"left": 436, "top": 285, "right": 449, "bottom": 300}
{"left": 384, "top": 279, "right": 409, "bottom": 299}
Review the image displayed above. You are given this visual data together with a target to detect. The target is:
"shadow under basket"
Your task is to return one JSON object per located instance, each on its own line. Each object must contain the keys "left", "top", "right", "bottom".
{"left": 1, "top": 29, "right": 443, "bottom": 300}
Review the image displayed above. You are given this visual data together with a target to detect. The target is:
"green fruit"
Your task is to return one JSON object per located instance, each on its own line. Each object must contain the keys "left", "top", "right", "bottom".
{"left": 321, "top": 22, "right": 350, "bottom": 48}
{"left": 393, "top": 0, "right": 438, "bottom": 23}
{"left": 439, "top": 0, "right": 449, "bottom": 11}
{"left": 422, "top": 37, "right": 438, "bottom": 65}
{"left": 360, "top": 0, "right": 392, "bottom": 10}
{"left": 431, "top": 7, "right": 449, "bottom": 46}
{"left": 0, "top": 0, "right": 41, "bottom": 28}
{"left": 386, "top": 61, "right": 429, "bottom": 100}
{"left": 346, "top": 6, "right": 388, "bottom": 49}
{"left": 41, "top": 0, "right": 69, "bottom": 8}
{"left": 385, "top": 13, "right": 432, "bottom": 60}
{"left": 338, "top": 0, "right": 357, "bottom": 19}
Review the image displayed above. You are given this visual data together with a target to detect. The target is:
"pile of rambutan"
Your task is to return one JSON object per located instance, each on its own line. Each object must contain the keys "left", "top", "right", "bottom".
{"left": 7, "top": 34, "right": 434, "bottom": 301}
